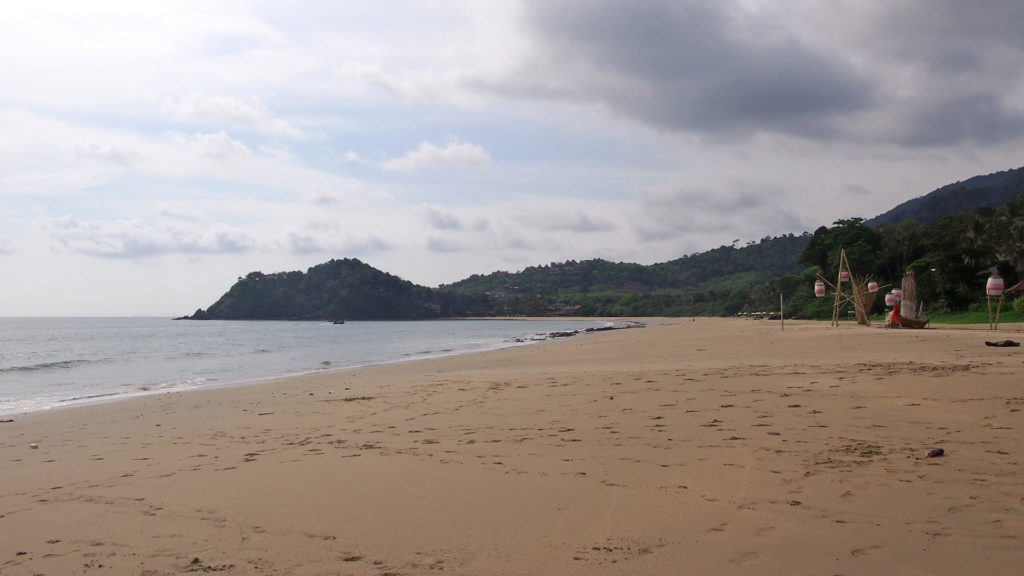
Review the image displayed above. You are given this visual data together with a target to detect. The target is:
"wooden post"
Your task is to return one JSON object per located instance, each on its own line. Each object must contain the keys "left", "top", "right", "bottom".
{"left": 990, "top": 294, "right": 1004, "bottom": 330}
{"left": 780, "top": 293, "right": 784, "bottom": 332}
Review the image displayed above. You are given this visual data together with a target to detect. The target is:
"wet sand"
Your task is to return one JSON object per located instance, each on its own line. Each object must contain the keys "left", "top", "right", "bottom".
{"left": 2, "top": 318, "right": 1023, "bottom": 575}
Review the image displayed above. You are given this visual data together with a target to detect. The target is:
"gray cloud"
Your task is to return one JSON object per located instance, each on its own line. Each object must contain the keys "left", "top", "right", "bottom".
{"left": 632, "top": 183, "right": 809, "bottom": 243}
{"left": 853, "top": 0, "right": 1024, "bottom": 75}
{"left": 46, "top": 215, "right": 255, "bottom": 258}
{"left": 895, "top": 93, "right": 1024, "bottom": 147}
{"left": 494, "top": 1, "right": 874, "bottom": 140}
{"left": 426, "top": 235, "right": 463, "bottom": 253}
{"left": 518, "top": 209, "right": 617, "bottom": 233}
{"left": 423, "top": 207, "right": 463, "bottom": 230}
{"left": 484, "top": 0, "right": 1024, "bottom": 148}
{"left": 282, "top": 228, "right": 391, "bottom": 255}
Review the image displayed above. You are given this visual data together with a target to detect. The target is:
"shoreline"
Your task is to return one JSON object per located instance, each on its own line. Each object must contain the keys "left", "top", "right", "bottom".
{"left": 0, "top": 317, "right": 636, "bottom": 419}
{"left": 2, "top": 318, "right": 1023, "bottom": 575}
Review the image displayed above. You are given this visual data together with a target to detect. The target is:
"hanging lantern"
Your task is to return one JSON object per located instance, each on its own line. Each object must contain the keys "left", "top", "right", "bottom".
{"left": 884, "top": 292, "right": 896, "bottom": 307}
{"left": 814, "top": 280, "right": 826, "bottom": 298}
{"left": 986, "top": 275, "right": 1004, "bottom": 296}
{"left": 867, "top": 281, "right": 879, "bottom": 293}
{"left": 839, "top": 270, "right": 850, "bottom": 283}
{"left": 892, "top": 288, "right": 903, "bottom": 301}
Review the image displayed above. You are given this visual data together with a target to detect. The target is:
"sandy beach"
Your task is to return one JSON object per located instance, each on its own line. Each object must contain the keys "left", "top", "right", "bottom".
{"left": 2, "top": 318, "right": 1023, "bottom": 575}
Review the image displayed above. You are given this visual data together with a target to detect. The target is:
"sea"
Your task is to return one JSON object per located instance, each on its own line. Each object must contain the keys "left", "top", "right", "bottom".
{"left": 0, "top": 317, "right": 613, "bottom": 416}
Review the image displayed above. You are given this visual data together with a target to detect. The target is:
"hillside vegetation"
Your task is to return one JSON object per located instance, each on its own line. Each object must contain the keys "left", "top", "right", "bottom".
{"left": 186, "top": 167, "right": 1024, "bottom": 321}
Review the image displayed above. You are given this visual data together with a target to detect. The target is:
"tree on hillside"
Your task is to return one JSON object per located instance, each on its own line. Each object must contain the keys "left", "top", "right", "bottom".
{"left": 798, "top": 218, "right": 882, "bottom": 278}
{"left": 876, "top": 219, "right": 927, "bottom": 282}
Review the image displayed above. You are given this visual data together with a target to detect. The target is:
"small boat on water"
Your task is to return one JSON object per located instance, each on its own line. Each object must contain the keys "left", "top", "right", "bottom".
{"left": 332, "top": 319, "right": 345, "bottom": 325}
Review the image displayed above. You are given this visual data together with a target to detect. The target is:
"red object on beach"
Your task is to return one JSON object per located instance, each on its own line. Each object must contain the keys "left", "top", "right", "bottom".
{"left": 986, "top": 275, "right": 1004, "bottom": 296}
{"left": 839, "top": 270, "right": 850, "bottom": 283}
{"left": 814, "top": 280, "right": 826, "bottom": 297}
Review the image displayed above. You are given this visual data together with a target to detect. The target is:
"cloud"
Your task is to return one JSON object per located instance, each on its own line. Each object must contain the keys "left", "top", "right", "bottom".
{"left": 280, "top": 221, "right": 392, "bottom": 255}
{"left": 485, "top": 0, "right": 1024, "bottom": 148}
{"left": 631, "top": 182, "right": 808, "bottom": 242}
{"left": 492, "top": 1, "right": 874, "bottom": 141}
{"left": 75, "top": 142, "right": 143, "bottom": 167}
{"left": 156, "top": 202, "right": 205, "bottom": 221}
{"left": 423, "top": 207, "right": 463, "bottom": 230}
{"left": 383, "top": 137, "right": 491, "bottom": 171}
{"left": 45, "top": 215, "right": 256, "bottom": 258}
{"left": 426, "top": 236, "right": 463, "bottom": 253}
{"left": 894, "top": 93, "right": 1024, "bottom": 146}
{"left": 175, "top": 131, "right": 253, "bottom": 161}
{"left": 0, "top": 237, "right": 11, "bottom": 255}
{"left": 518, "top": 210, "right": 617, "bottom": 233}
{"left": 302, "top": 182, "right": 388, "bottom": 206}
{"left": 162, "top": 93, "right": 304, "bottom": 138}
{"left": 335, "top": 60, "right": 477, "bottom": 105}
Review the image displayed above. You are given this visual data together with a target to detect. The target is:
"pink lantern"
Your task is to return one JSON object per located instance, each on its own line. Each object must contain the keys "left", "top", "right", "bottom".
{"left": 892, "top": 289, "right": 903, "bottom": 301}
{"left": 986, "top": 275, "right": 1004, "bottom": 296}
{"left": 884, "top": 292, "right": 896, "bottom": 307}
{"left": 867, "top": 281, "right": 879, "bottom": 293}
{"left": 814, "top": 280, "right": 826, "bottom": 298}
{"left": 839, "top": 270, "right": 850, "bottom": 283}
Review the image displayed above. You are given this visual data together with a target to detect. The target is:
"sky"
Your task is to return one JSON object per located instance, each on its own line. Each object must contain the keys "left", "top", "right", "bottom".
{"left": 3, "top": 0, "right": 1024, "bottom": 316}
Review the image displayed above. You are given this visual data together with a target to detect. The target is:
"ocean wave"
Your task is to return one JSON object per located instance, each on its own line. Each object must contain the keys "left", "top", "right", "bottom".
{"left": 0, "top": 358, "right": 95, "bottom": 374}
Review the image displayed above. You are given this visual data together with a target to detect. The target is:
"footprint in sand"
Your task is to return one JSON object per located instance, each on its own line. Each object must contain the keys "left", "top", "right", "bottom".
{"left": 851, "top": 545, "right": 883, "bottom": 557}
{"left": 730, "top": 551, "right": 759, "bottom": 566}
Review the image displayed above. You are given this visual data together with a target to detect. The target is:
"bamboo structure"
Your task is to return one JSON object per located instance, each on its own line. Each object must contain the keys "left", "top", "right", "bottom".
{"left": 819, "top": 249, "right": 877, "bottom": 327}
{"left": 854, "top": 274, "right": 879, "bottom": 325}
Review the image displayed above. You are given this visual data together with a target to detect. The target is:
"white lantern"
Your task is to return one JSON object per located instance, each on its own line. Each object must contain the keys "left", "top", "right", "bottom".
{"left": 892, "top": 289, "right": 903, "bottom": 301}
{"left": 814, "top": 280, "right": 826, "bottom": 298}
{"left": 884, "top": 292, "right": 896, "bottom": 307}
{"left": 986, "top": 275, "right": 1005, "bottom": 297}
{"left": 867, "top": 281, "right": 879, "bottom": 293}
{"left": 839, "top": 270, "right": 850, "bottom": 283}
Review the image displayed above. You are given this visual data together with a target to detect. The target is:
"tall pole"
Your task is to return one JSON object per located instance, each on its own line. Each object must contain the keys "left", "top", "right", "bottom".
{"left": 832, "top": 248, "right": 847, "bottom": 327}
{"left": 780, "top": 293, "right": 784, "bottom": 332}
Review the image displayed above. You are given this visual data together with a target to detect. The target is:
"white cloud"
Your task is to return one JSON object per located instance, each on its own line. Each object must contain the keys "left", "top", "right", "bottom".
{"left": 383, "top": 137, "right": 491, "bottom": 171}
{"left": 280, "top": 227, "right": 391, "bottom": 255}
{"left": 162, "top": 93, "right": 304, "bottom": 138}
{"left": 75, "top": 142, "right": 143, "bottom": 167}
{"left": 302, "top": 182, "right": 389, "bottom": 206}
{"left": 44, "top": 215, "right": 256, "bottom": 258}
{"left": 176, "top": 131, "right": 253, "bottom": 162}
{"left": 156, "top": 202, "right": 206, "bottom": 222}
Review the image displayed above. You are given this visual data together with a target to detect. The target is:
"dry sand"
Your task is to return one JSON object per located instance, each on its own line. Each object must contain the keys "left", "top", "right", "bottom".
{"left": 2, "top": 318, "right": 1023, "bottom": 575}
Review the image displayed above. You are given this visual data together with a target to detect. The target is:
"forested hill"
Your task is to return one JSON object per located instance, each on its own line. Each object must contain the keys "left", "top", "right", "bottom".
{"left": 865, "top": 166, "right": 1024, "bottom": 227}
{"left": 188, "top": 258, "right": 442, "bottom": 320}
{"left": 445, "top": 234, "right": 808, "bottom": 295}
{"left": 438, "top": 233, "right": 810, "bottom": 316}
{"left": 185, "top": 234, "right": 810, "bottom": 320}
